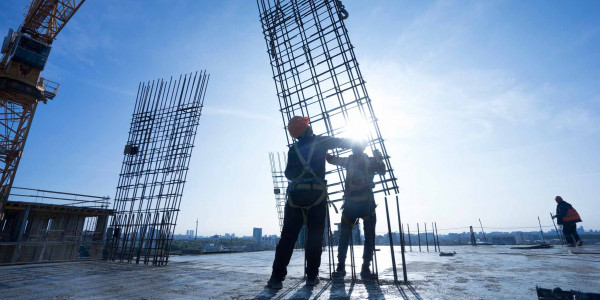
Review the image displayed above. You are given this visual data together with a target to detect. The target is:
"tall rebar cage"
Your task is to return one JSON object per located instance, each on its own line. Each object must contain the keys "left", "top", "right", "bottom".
{"left": 269, "top": 152, "right": 287, "bottom": 232}
{"left": 257, "top": 0, "right": 407, "bottom": 282}
{"left": 103, "top": 71, "right": 209, "bottom": 266}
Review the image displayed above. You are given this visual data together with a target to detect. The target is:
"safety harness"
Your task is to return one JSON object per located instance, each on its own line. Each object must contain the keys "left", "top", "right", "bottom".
{"left": 287, "top": 139, "right": 328, "bottom": 224}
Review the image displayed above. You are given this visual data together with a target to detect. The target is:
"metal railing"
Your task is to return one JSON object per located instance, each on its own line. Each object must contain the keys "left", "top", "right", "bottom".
{"left": 9, "top": 187, "right": 110, "bottom": 209}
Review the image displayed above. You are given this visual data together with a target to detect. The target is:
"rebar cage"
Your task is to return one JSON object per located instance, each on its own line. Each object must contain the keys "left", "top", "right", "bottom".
{"left": 257, "top": 0, "right": 407, "bottom": 282}
{"left": 103, "top": 71, "right": 209, "bottom": 266}
{"left": 269, "top": 152, "right": 288, "bottom": 232}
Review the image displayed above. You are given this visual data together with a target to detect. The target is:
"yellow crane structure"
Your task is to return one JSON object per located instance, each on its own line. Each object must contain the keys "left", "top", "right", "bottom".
{"left": 0, "top": 0, "right": 85, "bottom": 220}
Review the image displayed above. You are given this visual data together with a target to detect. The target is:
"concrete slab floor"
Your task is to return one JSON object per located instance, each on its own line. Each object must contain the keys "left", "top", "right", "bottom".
{"left": 0, "top": 245, "right": 598, "bottom": 299}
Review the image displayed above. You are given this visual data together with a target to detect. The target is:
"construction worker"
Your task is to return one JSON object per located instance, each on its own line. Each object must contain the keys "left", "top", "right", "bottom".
{"left": 552, "top": 196, "right": 583, "bottom": 247}
{"left": 328, "top": 144, "right": 386, "bottom": 278}
{"left": 267, "top": 116, "right": 355, "bottom": 289}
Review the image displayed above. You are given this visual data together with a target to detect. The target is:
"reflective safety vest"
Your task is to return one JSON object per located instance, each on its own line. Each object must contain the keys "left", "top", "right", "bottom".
{"left": 562, "top": 207, "right": 582, "bottom": 223}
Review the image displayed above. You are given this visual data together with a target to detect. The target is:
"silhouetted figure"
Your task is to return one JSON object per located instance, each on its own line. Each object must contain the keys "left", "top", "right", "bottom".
{"left": 328, "top": 144, "right": 386, "bottom": 278}
{"left": 267, "top": 116, "right": 354, "bottom": 289}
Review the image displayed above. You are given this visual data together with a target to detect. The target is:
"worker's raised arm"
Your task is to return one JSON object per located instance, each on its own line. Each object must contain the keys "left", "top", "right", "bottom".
{"left": 326, "top": 153, "right": 347, "bottom": 167}
{"left": 319, "top": 136, "right": 354, "bottom": 150}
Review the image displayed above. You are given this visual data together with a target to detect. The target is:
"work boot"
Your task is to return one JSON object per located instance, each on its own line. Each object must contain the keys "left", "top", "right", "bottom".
{"left": 332, "top": 263, "right": 346, "bottom": 278}
{"left": 306, "top": 276, "right": 320, "bottom": 286}
{"left": 267, "top": 277, "right": 283, "bottom": 289}
{"left": 577, "top": 240, "right": 583, "bottom": 247}
{"left": 566, "top": 243, "right": 576, "bottom": 248}
{"left": 360, "top": 263, "right": 373, "bottom": 278}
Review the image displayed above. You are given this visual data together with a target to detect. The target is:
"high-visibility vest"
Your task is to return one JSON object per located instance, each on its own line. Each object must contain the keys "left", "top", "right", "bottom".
{"left": 562, "top": 207, "right": 581, "bottom": 223}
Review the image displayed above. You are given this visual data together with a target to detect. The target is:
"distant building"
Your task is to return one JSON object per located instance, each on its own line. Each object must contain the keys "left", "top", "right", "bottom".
{"left": 204, "top": 243, "right": 223, "bottom": 252}
{"left": 186, "top": 230, "right": 195, "bottom": 238}
{"left": 262, "top": 235, "right": 280, "bottom": 250}
{"left": 491, "top": 236, "right": 516, "bottom": 245}
{"left": 253, "top": 228, "right": 263, "bottom": 245}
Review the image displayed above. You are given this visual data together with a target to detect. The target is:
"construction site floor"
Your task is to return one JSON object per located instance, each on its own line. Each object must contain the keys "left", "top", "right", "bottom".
{"left": 0, "top": 245, "right": 598, "bottom": 299}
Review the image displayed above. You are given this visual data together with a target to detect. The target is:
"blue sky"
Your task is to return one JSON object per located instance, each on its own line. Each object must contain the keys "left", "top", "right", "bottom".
{"left": 1, "top": 1, "right": 598, "bottom": 236}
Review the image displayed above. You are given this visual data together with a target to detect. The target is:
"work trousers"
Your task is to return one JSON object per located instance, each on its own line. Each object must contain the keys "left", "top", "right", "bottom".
{"left": 337, "top": 213, "right": 376, "bottom": 266}
{"left": 271, "top": 200, "right": 327, "bottom": 280}
{"left": 562, "top": 223, "right": 581, "bottom": 244}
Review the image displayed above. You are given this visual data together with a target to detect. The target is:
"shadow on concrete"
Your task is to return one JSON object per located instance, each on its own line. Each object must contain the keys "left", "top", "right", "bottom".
{"left": 252, "top": 279, "right": 305, "bottom": 300}
{"left": 364, "top": 278, "right": 385, "bottom": 299}
{"left": 329, "top": 277, "right": 354, "bottom": 299}
{"left": 287, "top": 284, "right": 315, "bottom": 299}
{"left": 397, "top": 282, "right": 423, "bottom": 300}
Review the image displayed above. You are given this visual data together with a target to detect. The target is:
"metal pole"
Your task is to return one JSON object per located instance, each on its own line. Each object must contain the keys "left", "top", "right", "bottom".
{"left": 384, "top": 196, "right": 398, "bottom": 283}
{"left": 550, "top": 212, "right": 564, "bottom": 246}
{"left": 432, "top": 222, "right": 437, "bottom": 252}
{"left": 407, "top": 223, "right": 412, "bottom": 252}
{"left": 349, "top": 226, "right": 356, "bottom": 281}
{"left": 435, "top": 222, "right": 441, "bottom": 252}
{"left": 325, "top": 204, "right": 335, "bottom": 280}
{"left": 395, "top": 195, "right": 408, "bottom": 283}
{"left": 424, "top": 223, "right": 429, "bottom": 252}
{"left": 417, "top": 223, "right": 421, "bottom": 252}
{"left": 537, "top": 216, "right": 546, "bottom": 243}
{"left": 479, "top": 218, "right": 488, "bottom": 244}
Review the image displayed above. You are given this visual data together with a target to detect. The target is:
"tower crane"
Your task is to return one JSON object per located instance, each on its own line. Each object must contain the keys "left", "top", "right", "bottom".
{"left": 0, "top": 0, "right": 85, "bottom": 220}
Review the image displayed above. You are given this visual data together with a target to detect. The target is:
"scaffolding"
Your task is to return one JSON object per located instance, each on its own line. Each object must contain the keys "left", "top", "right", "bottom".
{"left": 257, "top": 0, "right": 407, "bottom": 282}
{"left": 103, "top": 71, "right": 209, "bottom": 266}
{"left": 269, "top": 152, "right": 287, "bottom": 232}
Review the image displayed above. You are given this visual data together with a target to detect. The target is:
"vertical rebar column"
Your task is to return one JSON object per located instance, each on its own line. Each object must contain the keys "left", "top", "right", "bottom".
{"left": 103, "top": 71, "right": 209, "bottom": 266}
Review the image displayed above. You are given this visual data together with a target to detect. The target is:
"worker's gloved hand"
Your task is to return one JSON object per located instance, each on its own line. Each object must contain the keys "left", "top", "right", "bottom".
{"left": 551, "top": 215, "right": 556, "bottom": 219}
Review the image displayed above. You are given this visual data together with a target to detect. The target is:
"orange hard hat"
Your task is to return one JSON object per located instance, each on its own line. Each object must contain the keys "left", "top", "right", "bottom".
{"left": 288, "top": 116, "right": 309, "bottom": 138}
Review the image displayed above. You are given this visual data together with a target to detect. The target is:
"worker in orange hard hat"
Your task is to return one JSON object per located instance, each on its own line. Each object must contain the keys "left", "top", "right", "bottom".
{"left": 552, "top": 196, "right": 583, "bottom": 247}
{"left": 288, "top": 116, "right": 310, "bottom": 138}
{"left": 267, "top": 116, "right": 358, "bottom": 289}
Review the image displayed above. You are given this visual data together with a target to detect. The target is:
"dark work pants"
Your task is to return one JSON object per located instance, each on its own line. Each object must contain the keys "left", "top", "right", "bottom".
{"left": 338, "top": 214, "right": 376, "bottom": 266}
{"left": 271, "top": 201, "right": 327, "bottom": 280}
{"left": 562, "top": 223, "right": 581, "bottom": 244}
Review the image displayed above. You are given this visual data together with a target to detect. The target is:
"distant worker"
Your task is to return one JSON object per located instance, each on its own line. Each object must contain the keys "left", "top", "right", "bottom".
{"left": 552, "top": 196, "right": 583, "bottom": 247}
{"left": 328, "top": 144, "right": 386, "bottom": 278}
{"left": 267, "top": 116, "right": 355, "bottom": 289}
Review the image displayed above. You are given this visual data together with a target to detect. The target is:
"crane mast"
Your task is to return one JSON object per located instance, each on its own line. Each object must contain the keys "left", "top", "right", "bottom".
{"left": 0, "top": 0, "right": 85, "bottom": 220}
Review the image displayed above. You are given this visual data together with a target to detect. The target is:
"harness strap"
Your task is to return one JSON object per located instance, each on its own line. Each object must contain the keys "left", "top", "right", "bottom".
{"left": 293, "top": 140, "right": 323, "bottom": 184}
